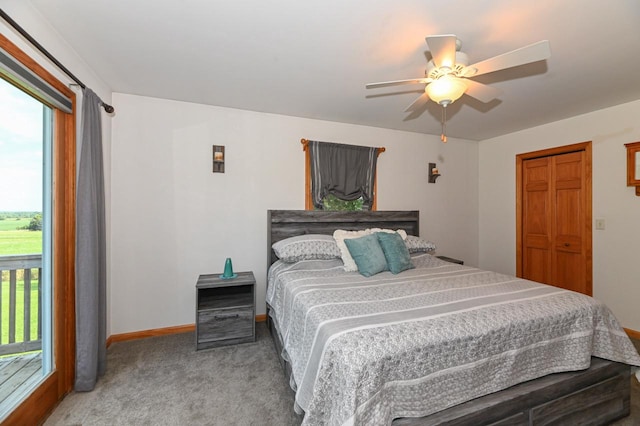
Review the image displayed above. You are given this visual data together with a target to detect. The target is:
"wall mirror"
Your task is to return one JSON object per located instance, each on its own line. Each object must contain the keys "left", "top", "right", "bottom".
{"left": 625, "top": 141, "right": 640, "bottom": 196}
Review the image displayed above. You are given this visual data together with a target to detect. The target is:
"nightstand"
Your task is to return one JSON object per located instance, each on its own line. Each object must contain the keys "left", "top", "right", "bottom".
{"left": 195, "top": 271, "right": 256, "bottom": 350}
{"left": 436, "top": 255, "right": 464, "bottom": 265}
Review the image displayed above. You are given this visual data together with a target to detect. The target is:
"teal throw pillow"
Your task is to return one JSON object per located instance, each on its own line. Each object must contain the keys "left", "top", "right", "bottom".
{"left": 344, "top": 234, "right": 388, "bottom": 277}
{"left": 377, "top": 232, "right": 415, "bottom": 274}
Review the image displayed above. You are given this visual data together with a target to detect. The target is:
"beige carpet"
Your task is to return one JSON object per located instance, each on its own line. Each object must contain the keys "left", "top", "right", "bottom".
{"left": 46, "top": 324, "right": 300, "bottom": 426}
{"left": 45, "top": 324, "right": 640, "bottom": 425}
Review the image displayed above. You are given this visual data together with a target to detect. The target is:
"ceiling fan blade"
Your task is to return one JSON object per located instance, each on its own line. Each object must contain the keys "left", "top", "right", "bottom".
{"left": 404, "top": 92, "right": 430, "bottom": 112}
{"left": 366, "top": 78, "right": 430, "bottom": 89}
{"left": 425, "top": 34, "right": 457, "bottom": 69}
{"left": 464, "top": 79, "right": 502, "bottom": 103}
{"left": 467, "top": 40, "right": 550, "bottom": 77}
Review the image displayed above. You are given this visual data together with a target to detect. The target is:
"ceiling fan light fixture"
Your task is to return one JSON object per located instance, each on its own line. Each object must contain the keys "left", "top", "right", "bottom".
{"left": 426, "top": 75, "right": 467, "bottom": 106}
{"left": 365, "top": 35, "right": 551, "bottom": 143}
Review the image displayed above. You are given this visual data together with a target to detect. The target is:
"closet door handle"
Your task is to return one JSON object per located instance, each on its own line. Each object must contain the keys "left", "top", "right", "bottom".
{"left": 564, "top": 243, "right": 570, "bottom": 247}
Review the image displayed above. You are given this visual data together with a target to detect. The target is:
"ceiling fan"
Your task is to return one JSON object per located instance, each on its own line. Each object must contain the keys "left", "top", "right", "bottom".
{"left": 366, "top": 35, "right": 551, "bottom": 141}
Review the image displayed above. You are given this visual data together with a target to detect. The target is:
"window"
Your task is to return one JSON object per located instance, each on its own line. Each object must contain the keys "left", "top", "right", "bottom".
{"left": 0, "top": 32, "right": 76, "bottom": 425}
{"left": 301, "top": 139, "right": 385, "bottom": 211}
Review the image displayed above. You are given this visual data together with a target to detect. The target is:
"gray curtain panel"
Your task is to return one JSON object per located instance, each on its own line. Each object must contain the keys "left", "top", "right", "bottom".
{"left": 309, "top": 141, "right": 378, "bottom": 210}
{"left": 75, "top": 88, "right": 107, "bottom": 391}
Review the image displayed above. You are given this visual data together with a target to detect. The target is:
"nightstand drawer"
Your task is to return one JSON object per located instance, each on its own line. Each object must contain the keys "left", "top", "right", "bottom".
{"left": 198, "top": 307, "right": 253, "bottom": 343}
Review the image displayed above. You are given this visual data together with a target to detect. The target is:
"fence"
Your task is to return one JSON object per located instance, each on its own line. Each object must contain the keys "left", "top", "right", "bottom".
{"left": 0, "top": 254, "right": 42, "bottom": 356}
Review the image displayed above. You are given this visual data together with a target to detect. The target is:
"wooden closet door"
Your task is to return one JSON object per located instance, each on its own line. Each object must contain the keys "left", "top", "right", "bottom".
{"left": 552, "top": 151, "right": 586, "bottom": 293}
{"left": 518, "top": 143, "right": 591, "bottom": 295}
{"left": 522, "top": 157, "right": 553, "bottom": 285}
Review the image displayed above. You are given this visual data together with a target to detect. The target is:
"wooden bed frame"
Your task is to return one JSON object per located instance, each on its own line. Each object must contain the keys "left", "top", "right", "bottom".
{"left": 266, "top": 210, "right": 632, "bottom": 425}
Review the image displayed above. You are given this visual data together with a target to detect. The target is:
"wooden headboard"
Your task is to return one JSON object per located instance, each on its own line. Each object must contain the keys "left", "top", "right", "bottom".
{"left": 267, "top": 210, "right": 419, "bottom": 267}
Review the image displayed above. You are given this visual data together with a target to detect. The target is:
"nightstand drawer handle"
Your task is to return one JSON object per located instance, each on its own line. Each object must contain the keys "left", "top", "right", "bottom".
{"left": 214, "top": 313, "right": 240, "bottom": 320}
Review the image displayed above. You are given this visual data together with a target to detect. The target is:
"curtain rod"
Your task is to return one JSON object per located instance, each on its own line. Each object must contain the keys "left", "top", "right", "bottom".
{"left": 300, "top": 138, "right": 386, "bottom": 154}
{"left": 0, "top": 8, "right": 114, "bottom": 113}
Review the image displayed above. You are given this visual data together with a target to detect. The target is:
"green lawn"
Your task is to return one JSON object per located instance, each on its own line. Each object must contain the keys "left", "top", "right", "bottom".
{"left": 0, "top": 218, "right": 31, "bottom": 231}
{"left": 0, "top": 230, "right": 42, "bottom": 255}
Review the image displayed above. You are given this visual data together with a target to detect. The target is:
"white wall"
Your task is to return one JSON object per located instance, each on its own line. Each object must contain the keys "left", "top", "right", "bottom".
{"left": 1, "top": 2, "right": 114, "bottom": 332}
{"left": 479, "top": 99, "right": 640, "bottom": 331}
{"left": 110, "top": 93, "right": 479, "bottom": 334}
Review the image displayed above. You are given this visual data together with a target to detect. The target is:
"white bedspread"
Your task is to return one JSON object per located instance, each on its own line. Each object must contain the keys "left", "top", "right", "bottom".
{"left": 266, "top": 254, "right": 640, "bottom": 426}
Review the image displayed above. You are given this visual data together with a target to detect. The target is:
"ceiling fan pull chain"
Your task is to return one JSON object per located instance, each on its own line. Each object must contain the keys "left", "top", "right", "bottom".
{"left": 441, "top": 107, "right": 448, "bottom": 143}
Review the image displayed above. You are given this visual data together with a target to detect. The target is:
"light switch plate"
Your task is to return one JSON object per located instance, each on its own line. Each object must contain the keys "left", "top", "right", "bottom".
{"left": 595, "top": 219, "right": 605, "bottom": 230}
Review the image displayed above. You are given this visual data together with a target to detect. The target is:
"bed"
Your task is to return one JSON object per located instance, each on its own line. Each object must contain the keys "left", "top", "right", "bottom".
{"left": 265, "top": 210, "right": 640, "bottom": 426}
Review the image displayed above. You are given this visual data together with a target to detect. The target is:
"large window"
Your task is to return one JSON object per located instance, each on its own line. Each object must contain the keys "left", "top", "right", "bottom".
{"left": 0, "top": 33, "right": 76, "bottom": 425}
{"left": 0, "top": 77, "right": 54, "bottom": 418}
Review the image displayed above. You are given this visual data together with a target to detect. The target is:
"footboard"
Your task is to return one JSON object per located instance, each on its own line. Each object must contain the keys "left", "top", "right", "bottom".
{"left": 392, "top": 357, "right": 631, "bottom": 425}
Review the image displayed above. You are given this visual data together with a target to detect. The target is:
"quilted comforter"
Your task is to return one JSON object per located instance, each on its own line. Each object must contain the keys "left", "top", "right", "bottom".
{"left": 266, "top": 253, "right": 640, "bottom": 426}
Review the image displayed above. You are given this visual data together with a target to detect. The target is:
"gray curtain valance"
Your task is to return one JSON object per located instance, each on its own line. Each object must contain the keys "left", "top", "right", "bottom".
{"left": 309, "top": 140, "right": 378, "bottom": 210}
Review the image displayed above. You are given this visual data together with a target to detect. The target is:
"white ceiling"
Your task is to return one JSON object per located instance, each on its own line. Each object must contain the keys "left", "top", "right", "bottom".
{"left": 27, "top": 0, "right": 640, "bottom": 141}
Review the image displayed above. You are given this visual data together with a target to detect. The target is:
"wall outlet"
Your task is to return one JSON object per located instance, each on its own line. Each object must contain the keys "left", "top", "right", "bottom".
{"left": 595, "top": 219, "right": 605, "bottom": 230}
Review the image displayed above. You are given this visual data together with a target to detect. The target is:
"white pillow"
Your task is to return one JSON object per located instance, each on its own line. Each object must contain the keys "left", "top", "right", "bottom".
{"left": 272, "top": 234, "right": 341, "bottom": 262}
{"left": 367, "top": 228, "right": 408, "bottom": 240}
{"left": 333, "top": 228, "right": 408, "bottom": 271}
{"left": 333, "top": 229, "right": 371, "bottom": 271}
{"left": 404, "top": 235, "right": 437, "bottom": 253}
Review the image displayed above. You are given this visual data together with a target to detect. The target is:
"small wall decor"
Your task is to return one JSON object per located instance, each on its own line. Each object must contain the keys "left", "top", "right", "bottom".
{"left": 428, "top": 162, "right": 441, "bottom": 183}
{"left": 625, "top": 141, "right": 640, "bottom": 196}
{"left": 213, "top": 145, "right": 225, "bottom": 173}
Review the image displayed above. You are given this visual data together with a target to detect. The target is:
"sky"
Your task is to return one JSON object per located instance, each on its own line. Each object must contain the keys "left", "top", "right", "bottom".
{"left": 0, "top": 78, "right": 45, "bottom": 212}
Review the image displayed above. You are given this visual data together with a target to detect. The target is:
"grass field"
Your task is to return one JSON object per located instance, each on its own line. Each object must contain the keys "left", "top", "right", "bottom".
{"left": 0, "top": 230, "right": 42, "bottom": 255}
{"left": 0, "top": 215, "right": 42, "bottom": 347}
{"left": 0, "top": 218, "right": 31, "bottom": 231}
